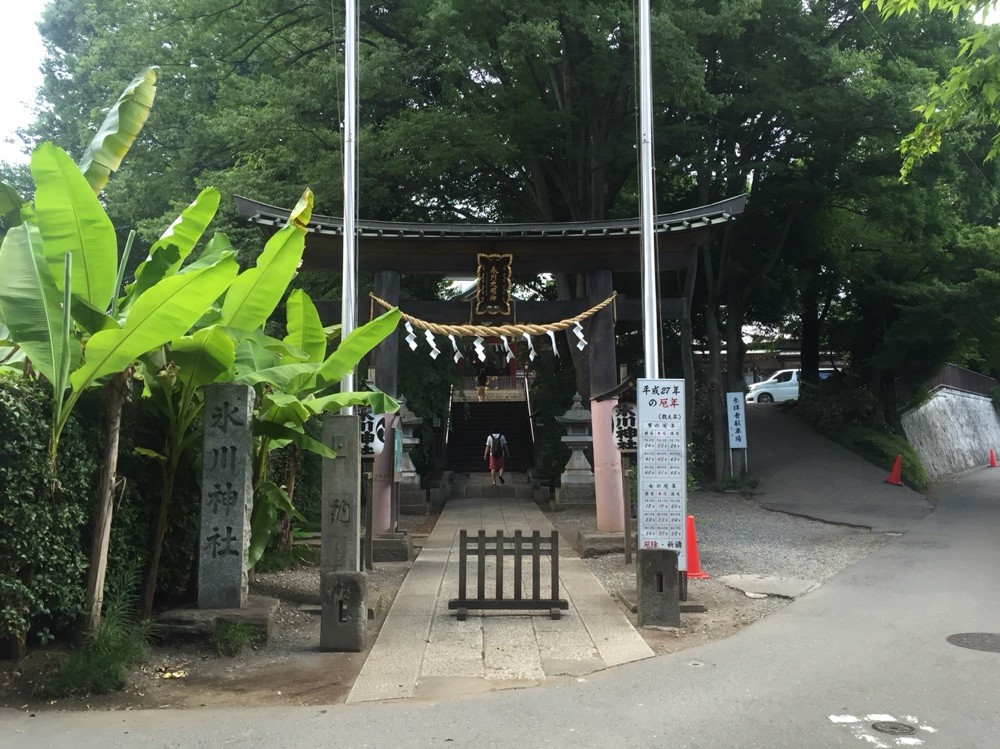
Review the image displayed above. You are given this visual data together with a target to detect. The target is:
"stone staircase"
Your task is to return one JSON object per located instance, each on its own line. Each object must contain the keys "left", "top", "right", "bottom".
{"left": 446, "top": 400, "right": 534, "bottom": 473}
{"left": 446, "top": 471, "right": 534, "bottom": 500}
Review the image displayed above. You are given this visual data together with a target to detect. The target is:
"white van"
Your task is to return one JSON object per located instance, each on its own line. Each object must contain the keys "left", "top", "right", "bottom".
{"left": 745, "top": 368, "right": 835, "bottom": 404}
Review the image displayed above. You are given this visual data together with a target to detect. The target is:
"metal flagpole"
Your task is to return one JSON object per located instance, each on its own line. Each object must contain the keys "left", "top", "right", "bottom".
{"left": 635, "top": 0, "right": 682, "bottom": 628}
{"left": 341, "top": 0, "right": 358, "bottom": 398}
{"left": 638, "top": 0, "right": 659, "bottom": 379}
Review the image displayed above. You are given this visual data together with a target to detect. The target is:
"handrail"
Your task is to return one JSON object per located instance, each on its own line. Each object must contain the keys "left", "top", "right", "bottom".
{"left": 524, "top": 376, "right": 536, "bottom": 444}
{"left": 445, "top": 384, "right": 454, "bottom": 446}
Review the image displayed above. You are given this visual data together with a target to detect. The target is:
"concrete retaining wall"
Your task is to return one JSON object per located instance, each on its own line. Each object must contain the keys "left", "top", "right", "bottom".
{"left": 901, "top": 387, "right": 1000, "bottom": 480}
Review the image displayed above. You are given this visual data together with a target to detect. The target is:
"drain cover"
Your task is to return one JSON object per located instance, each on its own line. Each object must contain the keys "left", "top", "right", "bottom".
{"left": 947, "top": 632, "right": 1000, "bottom": 653}
{"left": 871, "top": 721, "right": 916, "bottom": 735}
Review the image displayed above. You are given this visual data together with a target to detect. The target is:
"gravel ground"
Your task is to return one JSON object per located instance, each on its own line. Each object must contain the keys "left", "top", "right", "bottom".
{"left": 547, "top": 489, "right": 893, "bottom": 586}
{"left": 544, "top": 489, "right": 896, "bottom": 652}
{"left": 251, "top": 511, "right": 437, "bottom": 609}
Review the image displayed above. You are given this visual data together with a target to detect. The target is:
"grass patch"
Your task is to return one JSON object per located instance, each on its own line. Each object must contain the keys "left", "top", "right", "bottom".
{"left": 823, "top": 425, "right": 928, "bottom": 490}
{"left": 708, "top": 475, "right": 760, "bottom": 495}
{"left": 792, "top": 384, "right": 929, "bottom": 491}
{"left": 254, "top": 543, "right": 319, "bottom": 573}
{"left": 37, "top": 561, "right": 151, "bottom": 698}
{"left": 211, "top": 622, "right": 263, "bottom": 657}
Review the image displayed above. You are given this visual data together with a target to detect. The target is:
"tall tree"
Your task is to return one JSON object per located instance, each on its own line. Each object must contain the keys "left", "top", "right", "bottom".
{"left": 867, "top": 0, "right": 1000, "bottom": 176}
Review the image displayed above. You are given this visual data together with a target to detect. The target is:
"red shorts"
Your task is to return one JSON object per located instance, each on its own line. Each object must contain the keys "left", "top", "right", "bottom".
{"left": 489, "top": 455, "right": 505, "bottom": 471}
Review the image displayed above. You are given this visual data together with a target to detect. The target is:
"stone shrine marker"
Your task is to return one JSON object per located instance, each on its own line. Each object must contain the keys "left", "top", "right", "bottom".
{"left": 198, "top": 383, "right": 255, "bottom": 609}
{"left": 320, "top": 413, "right": 365, "bottom": 651}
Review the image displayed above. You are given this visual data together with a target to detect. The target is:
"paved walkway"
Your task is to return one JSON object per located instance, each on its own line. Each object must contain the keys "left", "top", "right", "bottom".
{"left": 747, "top": 406, "right": 934, "bottom": 532}
{"left": 347, "top": 474, "right": 653, "bottom": 703}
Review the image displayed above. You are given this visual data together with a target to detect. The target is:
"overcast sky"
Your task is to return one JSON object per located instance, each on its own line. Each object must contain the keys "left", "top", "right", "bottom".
{"left": 0, "top": 1, "right": 46, "bottom": 166}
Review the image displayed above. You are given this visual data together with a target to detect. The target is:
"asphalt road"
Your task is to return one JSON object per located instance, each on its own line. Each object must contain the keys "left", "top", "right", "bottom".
{"left": 5, "top": 461, "right": 998, "bottom": 748}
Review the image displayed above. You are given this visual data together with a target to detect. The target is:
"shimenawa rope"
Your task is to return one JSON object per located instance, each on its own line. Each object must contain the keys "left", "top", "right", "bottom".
{"left": 369, "top": 292, "right": 617, "bottom": 337}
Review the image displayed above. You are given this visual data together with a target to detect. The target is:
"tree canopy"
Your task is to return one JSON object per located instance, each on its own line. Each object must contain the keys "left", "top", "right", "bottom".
{"left": 867, "top": 0, "right": 1000, "bottom": 176}
{"left": 16, "top": 0, "right": 1000, "bottom": 475}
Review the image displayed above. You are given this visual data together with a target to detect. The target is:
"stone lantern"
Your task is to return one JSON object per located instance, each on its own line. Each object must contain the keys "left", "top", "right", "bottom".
{"left": 396, "top": 397, "right": 427, "bottom": 514}
{"left": 555, "top": 393, "right": 596, "bottom": 506}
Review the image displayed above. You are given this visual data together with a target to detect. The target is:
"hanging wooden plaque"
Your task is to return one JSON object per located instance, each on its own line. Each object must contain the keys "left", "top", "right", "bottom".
{"left": 475, "top": 253, "right": 513, "bottom": 316}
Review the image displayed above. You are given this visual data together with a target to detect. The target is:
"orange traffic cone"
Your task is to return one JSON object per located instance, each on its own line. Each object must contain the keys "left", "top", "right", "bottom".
{"left": 885, "top": 454, "right": 903, "bottom": 486}
{"left": 685, "top": 515, "right": 710, "bottom": 579}
{"left": 990, "top": 449, "right": 997, "bottom": 468}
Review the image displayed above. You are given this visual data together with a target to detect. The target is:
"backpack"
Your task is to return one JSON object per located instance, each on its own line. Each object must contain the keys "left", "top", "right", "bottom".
{"left": 490, "top": 433, "right": 505, "bottom": 457}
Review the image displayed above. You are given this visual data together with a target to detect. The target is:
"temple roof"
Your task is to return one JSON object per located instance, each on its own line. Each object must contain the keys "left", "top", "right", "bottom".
{"left": 234, "top": 194, "right": 747, "bottom": 274}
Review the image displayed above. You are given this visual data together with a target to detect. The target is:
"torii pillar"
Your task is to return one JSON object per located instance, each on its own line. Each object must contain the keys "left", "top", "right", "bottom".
{"left": 588, "top": 270, "right": 625, "bottom": 533}
{"left": 371, "top": 270, "right": 399, "bottom": 533}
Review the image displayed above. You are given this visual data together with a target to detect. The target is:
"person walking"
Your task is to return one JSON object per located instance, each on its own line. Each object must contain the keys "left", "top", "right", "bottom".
{"left": 484, "top": 431, "right": 509, "bottom": 485}
{"left": 476, "top": 367, "right": 489, "bottom": 402}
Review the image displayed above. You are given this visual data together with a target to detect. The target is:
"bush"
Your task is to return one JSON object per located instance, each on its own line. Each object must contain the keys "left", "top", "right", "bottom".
{"left": 793, "top": 384, "right": 889, "bottom": 433}
{"left": 688, "top": 387, "right": 717, "bottom": 480}
{"left": 111, "top": 395, "right": 203, "bottom": 610}
{"left": 990, "top": 385, "right": 1000, "bottom": 418}
{"left": 211, "top": 622, "right": 263, "bottom": 657}
{"left": 38, "top": 561, "right": 151, "bottom": 697}
{"left": 526, "top": 353, "right": 576, "bottom": 485}
{"left": 0, "top": 376, "right": 98, "bottom": 649}
{"left": 0, "top": 373, "right": 207, "bottom": 650}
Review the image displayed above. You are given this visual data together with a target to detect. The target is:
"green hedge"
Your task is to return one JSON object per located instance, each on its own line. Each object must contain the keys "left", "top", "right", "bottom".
{"left": 0, "top": 375, "right": 203, "bottom": 649}
{"left": 0, "top": 376, "right": 97, "bottom": 646}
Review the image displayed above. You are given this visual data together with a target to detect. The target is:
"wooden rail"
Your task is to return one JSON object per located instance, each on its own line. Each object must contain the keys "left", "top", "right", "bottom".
{"left": 449, "top": 529, "right": 568, "bottom": 620}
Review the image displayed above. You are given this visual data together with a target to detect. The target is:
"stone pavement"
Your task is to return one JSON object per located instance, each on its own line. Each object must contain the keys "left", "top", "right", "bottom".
{"left": 347, "top": 473, "right": 653, "bottom": 703}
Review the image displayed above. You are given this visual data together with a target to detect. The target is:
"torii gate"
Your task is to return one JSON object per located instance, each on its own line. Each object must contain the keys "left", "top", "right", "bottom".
{"left": 236, "top": 194, "right": 746, "bottom": 534}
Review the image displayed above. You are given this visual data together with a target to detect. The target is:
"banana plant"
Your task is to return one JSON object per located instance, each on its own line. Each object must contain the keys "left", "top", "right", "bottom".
{"left": 0, "top": 67, "right": 159, "bottom": 470}
{"left": 136, "top": 189, "right": 317, "bottom": 613}
{"left": 240, "top": 304, "right": 402, "bottom": 566}
{"left": 136, "top": 188, "right": 402, "bottom": 574}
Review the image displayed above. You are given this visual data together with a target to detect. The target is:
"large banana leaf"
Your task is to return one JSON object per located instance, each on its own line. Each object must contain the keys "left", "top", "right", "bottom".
{"left": 283, "top": 289, "right": 326, "bottom": 363}
{"left": 313, "top": 308, "right": 401, "bottom": 387}
{"left": 71, "top": 294, "right": 120, "bottom": 335}
{"left": 127, "top": 188, "right": 221, "bottom": 304}
{"left": 259, "top": 391, "right": 312, "bottom": 423}
{"left": 305, "top": 389, "right": 399, "bottom": 416}
{"left": 0, "top": 182, "right": 24, "bottom": 228}
{"left": 253, "top": 420, "right": 335, "bottom": 459}
{"left": 236, "top": 308, "right": 401, "bottom": 392}
{"left": 219, "top": 189, "right": 313, "bottom": 332}
{"left": 235, "top": 359, "right": 322, "bottom": 391}
{"left": 32, "top": 143, "right": 118, "bottom": 312}
{"left": 78, "top": 67, "right": 158, "bottom": 195}
{"left": 0, "top": 224, "right": 79, "bottom": 387}
{"left": 68, "top": 253, "right": 239, "bottom": 395}
{"left": 171, "top": 326, "right": 236, "bottom": 390}
{"left": 234, "top": 335, "right": 279, "bottom": 376}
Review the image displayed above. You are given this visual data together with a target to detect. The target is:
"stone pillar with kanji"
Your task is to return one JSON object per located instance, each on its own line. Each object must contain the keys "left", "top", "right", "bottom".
{"left": 198, "top": 383, "right": 255, "bottom": 609}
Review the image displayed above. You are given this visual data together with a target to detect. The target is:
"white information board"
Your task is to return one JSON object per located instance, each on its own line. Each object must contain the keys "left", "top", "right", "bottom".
{"left": 636, "top": 378, "right": 686, "bottom": 567}
{"left": 726, "top": 392, "right": 747, "bottom": 449}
